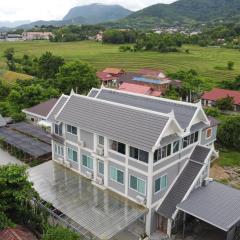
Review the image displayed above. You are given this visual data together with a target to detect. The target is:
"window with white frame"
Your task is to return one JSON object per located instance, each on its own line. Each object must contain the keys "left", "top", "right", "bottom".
{"left": 154, "top": 144, "right": 172, "bottom": 163}
{"left": 98, "top": 135, "right": 104, "bottom": 146}
{"left": 154, "top": 175, "right": 168, "bottom": 193}
{"left": 173, "top": 140, "right": 180, "bottom": 153}
{"left": 82, "top": 155, "right": 93, "bottom": 169}
{"left": 54, "top": 144, "right": 64, "bottom": 156}
{"left": 109, "top": 140, "right": 125, "bottom": 155}
{"left": 129, "top": 146, "right": 149, "bottom": 163}
{"left": 66, "top": 124, "right": 77, "bottom": 135}
{"left": 98, "top": 160, "right": 104, "bottom": 175}
{"left": 130, "top": 175, "right": 146, "bottom": 195}
{"left": 182, "top": 131, "right": 199, "bottom": 149}
{"left": 54, "top": 123, "right": 63, "bottom": 136}
{"left": 67, "top": 148, "right": 78, "bottom": 162}
{"left": 110, "top": 166, "right": 124, "bottom": 184}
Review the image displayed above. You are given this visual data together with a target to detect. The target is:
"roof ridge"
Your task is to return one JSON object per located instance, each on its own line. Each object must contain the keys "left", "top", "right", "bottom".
{"left": 100, "top": 87, "right": 198, "bottom": 108}
{"left": 72, "top": 93, "right": 172, "bottom": 119}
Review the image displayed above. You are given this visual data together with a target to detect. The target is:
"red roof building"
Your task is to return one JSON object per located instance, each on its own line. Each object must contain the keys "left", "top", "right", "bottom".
{"left": 0, "top": 226, "right": 38, "bottom": 240}
{"left": 118, "top": 82, "right": 161, "bottom": 97}
{"left": 137, "top": 68, "right": 166, "bottom": 78}
{"left": 202, "top": 88, "right": 240, "bottom": 112}
{"left": 97, "top": 68, "right": 125, "bottom": 86}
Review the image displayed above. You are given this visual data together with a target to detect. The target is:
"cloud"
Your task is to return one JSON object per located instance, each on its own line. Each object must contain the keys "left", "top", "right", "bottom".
{"left": 0, "top": 0, "right": 176, "bottom": 21}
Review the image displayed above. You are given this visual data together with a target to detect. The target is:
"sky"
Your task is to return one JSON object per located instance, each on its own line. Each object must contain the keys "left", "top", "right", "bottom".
{"left": 0, "top": 0, "right": 176, "bottom": 22}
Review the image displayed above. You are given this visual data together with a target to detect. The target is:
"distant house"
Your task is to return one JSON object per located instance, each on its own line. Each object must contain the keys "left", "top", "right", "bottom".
{"left": 22, "top": 98, "right": 58, "bottom": 126}
{"left": 0, "top": 226, "right": 37, "bottom": 240}
{"left": 22, "top": 32, "right": 53, "bottom": 40}
{"left": 202, "top": 88, "right": 240, "bottom": 112}
{"left": 118, "top": 82, "right": 162, "bottom": 97}
{"left": 137, "top": 68, "right": 167, "bottom": 79}
{"left": 97, "top": 68, "right": 125, "bottom": 86}
{"left": 6, "top": 34, "right": 23, "bottom": 41}
{"left": 117, "top": 71, "right": 171, "bottom": 95}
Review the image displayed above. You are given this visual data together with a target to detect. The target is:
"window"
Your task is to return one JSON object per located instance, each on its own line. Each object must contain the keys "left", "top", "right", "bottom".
{"left": 109, "top": 140, "right": 126, "bottom": 155}
{"left": 31, "top": 117, "right": 35, "bottom": 122}
{"left": 98, "top": 136, "right": 104, "bottom": 146}
{"left": 67, "top": 124, "right": 77, "bottom": 135}
{"left": 54, "top": 123, "right": 63, "bottom": 136}
{"left": 154, "top": 175, "right": 168, "bottom": 193}
{"left": 154, "top": 143, "right": 172, "bottom": 163}
{"left": 206, "top": 128, "right": 212, "bottom": 139}
{"left": 182, "top": 132, "right": 199, "bottom": 149}
{"left": 54, "top": 144, "right": 64, "bottom": 156}
{"left": 82, "top": 155, "right": 93, "bottom": 169}
{"left": 98, "top": 161, "right": 104, "bottom": 175}
{"left": 110, "top": 167, "right": 124, "bottom": 184}
{"left": 173, "top": 140, "right": 180, "bottom": 153}
{"left": 130, "top": 175, "right": 146, "bottom": 195}
{"left": 67, "top": 148, "right": 78, "bottom": 162}
{"left": 129, "top": 146, "right": 149, "bottom": 163}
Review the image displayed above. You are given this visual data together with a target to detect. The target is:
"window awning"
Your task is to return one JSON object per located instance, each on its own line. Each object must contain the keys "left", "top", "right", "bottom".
{"left": 28, "top": 161, "right": 147, "bottom": 239}
{"left": 177, "top": 181, "right": 240, "bottom": 232}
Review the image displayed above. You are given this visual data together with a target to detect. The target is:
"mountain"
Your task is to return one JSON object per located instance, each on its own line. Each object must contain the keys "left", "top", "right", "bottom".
{"left": 119, "top": 0, "right": 240, "bottom": 28}
{"left": 0, "top": 20, "right": 30, "bottom": 28}
{"left": 17, "top": 17, "right": 87, "bottom": 29}
{"left": 63, "top": 3, "right": 132, "bottom": 24}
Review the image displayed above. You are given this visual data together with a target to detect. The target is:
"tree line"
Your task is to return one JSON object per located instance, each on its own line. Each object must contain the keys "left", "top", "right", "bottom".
{"left": 1, "top": 48, "right": 100, "bottom": 121}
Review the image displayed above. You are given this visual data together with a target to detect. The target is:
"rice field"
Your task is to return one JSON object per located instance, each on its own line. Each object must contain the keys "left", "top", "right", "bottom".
{"left": 0, "top": 69, "right": 32, "bottom": 85}
{"left": 0, "top": 40, "right": 240, "bottom": 87}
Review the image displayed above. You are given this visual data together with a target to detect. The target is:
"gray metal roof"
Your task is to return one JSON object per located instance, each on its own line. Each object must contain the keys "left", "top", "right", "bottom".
{"left": 47, "top": 95, "right": 69, "bottom": 122}
{"left": 177, "top": 181, "right": 240, "bottom": 231}
{"left": 190, "top": 121, "right": 208, "bottom": 133}
{"left": 88, "top": 88, "right": 100, "bottom": 98}
{"left": 160, "top": 133, "right": 180, "bottom": 146}
{"left": 96, "top": 89, "right": 197, "bottom": 129}
{"left": 10, "top": 122, "right": 52, "bottom": 144}
{"left": 0, "top": 114, "right": 6, "bottom": 127}
{"left": 56, "top": 94, "right": 169, "bottom": 151}
{"left": 157, "top": 145, "right": 211, "bottom": 219}
{"left": 0, "top": 127, "right": 51, "bottom": 158}
{"left": 28, "top": 161, "right": 146, "bottom": 239}
{"left": 190, "top": 145, "right": 211, "bottom": 164}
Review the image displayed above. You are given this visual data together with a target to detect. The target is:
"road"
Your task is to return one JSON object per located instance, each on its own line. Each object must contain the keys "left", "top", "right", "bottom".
{"left": 0, "top": 148, "right": 25, "bottom": 165}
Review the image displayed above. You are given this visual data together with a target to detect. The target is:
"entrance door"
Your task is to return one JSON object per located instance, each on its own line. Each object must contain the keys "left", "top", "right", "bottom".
{"left": 157, "top": 215, "right": 168, "bottom": 234}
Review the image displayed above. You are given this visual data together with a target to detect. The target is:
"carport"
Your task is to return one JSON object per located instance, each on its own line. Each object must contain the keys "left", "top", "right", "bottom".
{"left": 177, "top": 181, "right": 240, "bottom": 240}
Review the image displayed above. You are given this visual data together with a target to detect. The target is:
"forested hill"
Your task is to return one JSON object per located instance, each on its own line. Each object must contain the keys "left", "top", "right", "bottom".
{"left": 63, "top": 3, "right": 132, "bottom": 24}
{"left": 118, "top": 0, "right": 240, "bottom": 27}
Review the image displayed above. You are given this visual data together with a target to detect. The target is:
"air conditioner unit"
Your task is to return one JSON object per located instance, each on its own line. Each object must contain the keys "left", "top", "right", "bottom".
{"left": 86, "top": 171, "right": 93, "bottom": 179}
{"left": 65, "top": 161, "right": 71, "bottom": 168}
{"left": 96, "top": 147, "right": 104, "bottom": 156}
{"left": 96, "top": 176, "right": 104, "bottom": 185}
{"left": 136, "top": 195, "right": 146, "bottom": 205}
{"left": 79, "top": 140, "right": 86, "bottom": 148}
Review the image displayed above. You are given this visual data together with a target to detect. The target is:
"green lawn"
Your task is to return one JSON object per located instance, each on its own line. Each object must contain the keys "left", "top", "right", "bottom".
{"left": 218, "top": 149, "right": 240, "bottom": 167}
{"left": 1, "top": 41, "right": 240, "bottom": 87}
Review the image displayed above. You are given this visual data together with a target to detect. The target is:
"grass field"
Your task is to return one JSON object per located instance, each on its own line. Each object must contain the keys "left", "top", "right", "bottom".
{"left": 0, "top": 41, "right": 240, "bottom": 87}
{"left": 0, "top": 69, "right": 32, "bottom": 85}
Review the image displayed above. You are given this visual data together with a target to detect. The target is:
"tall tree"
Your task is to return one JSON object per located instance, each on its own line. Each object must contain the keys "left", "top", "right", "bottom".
{"left": 38, "top": 52, "right": 65, "bottom": 79}
{"left": 56, "top": 61, "right": 100, "bottom": 94}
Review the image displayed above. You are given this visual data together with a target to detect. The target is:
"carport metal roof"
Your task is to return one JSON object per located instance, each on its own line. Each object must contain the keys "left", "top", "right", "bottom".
{"left": 28, "top": 161, "right": 147, "bottom": 239}
{"left": 177, "top": 181, "right": 240, "bottom": 232}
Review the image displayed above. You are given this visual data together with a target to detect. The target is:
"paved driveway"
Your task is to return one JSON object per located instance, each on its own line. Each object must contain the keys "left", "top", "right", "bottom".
{"left": 0, "top": 148, "right": 24, "bottom": 165}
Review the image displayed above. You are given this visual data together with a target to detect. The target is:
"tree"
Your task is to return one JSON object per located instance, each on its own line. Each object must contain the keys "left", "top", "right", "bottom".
{"left": 218, "top": 116, "right": 240, "bottom": 149}
{"left": 56, "top": 61, "right": 100, "bottom": 94}
{"left": 3, "top": 48, "right": 14, "bottom": 61}
{"left": 216, "top": 96, "right": 234, "bottom": 111}
{"left": 0, "top": 165, "right": 41, "bottom": 230}
{"left": 227, "top": 61, "right": 234, "bottom": 70}
{"left": 38, "top": 52, "right": 65, "bottom": 79}
{"left": 43, "top": 226, "right": 80, "bottom": 240}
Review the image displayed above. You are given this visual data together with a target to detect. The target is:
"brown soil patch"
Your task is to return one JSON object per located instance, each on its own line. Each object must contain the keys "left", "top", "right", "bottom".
{"left": 210, "top": 163, "right": 230, "bottom": 180}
